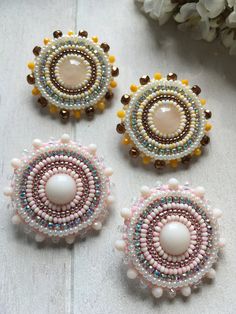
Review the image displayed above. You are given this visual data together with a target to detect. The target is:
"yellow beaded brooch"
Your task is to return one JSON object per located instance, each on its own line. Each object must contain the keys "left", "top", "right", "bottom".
{"left": 116, "top": 72, "right": 212, "bottom": 169}
{"left": 27, "top": 30, "right": 118, "bottom": 120}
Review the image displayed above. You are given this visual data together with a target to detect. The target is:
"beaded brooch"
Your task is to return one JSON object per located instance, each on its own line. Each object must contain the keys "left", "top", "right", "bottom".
{"left": 115, "top": 179, "right": 224, "bottom": 298}
{"left": 116, "top": 73, "right": 212, "bottom": 169}
{"left": 27, "top": 30, "right": 118, "bottom": 120}
{"left": 3, "top": 135, "right": 114, "bottom": 243}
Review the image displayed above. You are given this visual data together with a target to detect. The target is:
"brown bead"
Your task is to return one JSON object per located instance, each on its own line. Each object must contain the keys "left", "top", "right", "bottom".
{"left": 121, "top": 94, "right": 131, "bottom": 105}
{"left": 116, "top": 123, "right": 126, "bottom": 134}
{"left": 139, "top": 75, "right": 150, "bottom": 85}
{"left": 38, "top": 96, "right": 48, "bottom": 108}
{"left": 53, "top": 30, "right": 63, "bottom": 38}
{"left": 26, "top": 74, "right": 35, "bottom": 85}
{"left": 200, "top": 135, "right": 210, "bottom": 146}
{"left": 204, "top": 109, "right": 212, "bottom": 119}
{"left": 167, "top": 73, "right": 177, "bottom": 81}
{"left": 105, "top": 90, "right": 114, "bottom": 100}
{"left": 154, "top": 160, "right": 165, "bottom": 169}
{"left": 78, "top": 30, "right": 88, "bottom": 38}
{"left": 85, "top": 106, "right": 95, "bottom": 117}
{"left": 191, "top": 85, "right": 201, "bottom": 95}
{"left": 32, "top": 46, "right": 41, "bottom": 56}
{"left": 111, "top": 66, "right": 119, "bottom": 77}
{"left": 100, "top": 42, "right": 110, "bottom": 52}
{"left": 129, "top": 147, "right": 139, "bottom": 158}
{"left": 181, "top": 155, "right": 191, "bottom": 164}
{"left": 59, "top": 109, "right": 70, "bottom": 120}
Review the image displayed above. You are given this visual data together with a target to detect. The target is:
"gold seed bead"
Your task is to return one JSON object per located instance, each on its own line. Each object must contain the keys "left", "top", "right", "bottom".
{"left": 28, "top": 62, "right": 35, "bottom": 71}
{"left": 117, "top": 110, "right": 125, "bottom": 119}
{"left": 67, "top": 30, "right": 74, "bottom": 36}
{"left": 205, "top": 123, "right": 212, "bottom": 131}
{"left": 110, "top": 80, "right": 117, "bottom": 88}
{"left": 92, "top": 36, "right": 98, "bottom": 43}
{"left": 49, "top": 105, "right": 58, "bottom": 114}
{"left": 43, "top": 38, "right": 50, "bottom": 45}
{"left": 97, "top": 101, "right": 105, "bottom": 111}
{"left": 200, "top": 99, "right": 206, "bottom": 105}
{"left": 32, "top": 87, "right": 40, "bottom": 96}
{"left": 109, "top": 55, "right": 115, "bottom": 63}
{"left": 154, "top": 72, "right": 162, "bottom": 80}
{"left": 169, "top": 160, "right": 178, "bottom": 168}
{"left": 194, "top": 148, "right": 202, "bottom": 157}
{"left": 73, "top": 110, "right": 81, "bottom": 119}
{"left": 122, "top": 135, "right": 131, "bottom": 145}
{"left": 181, "top": 79, "right": 189, "bottom": 85}
{"left": 130, "top": 84, "right": 138, "bottom": 92}
{"left": 142, "top": 156, "right": 151, "bottom": 164}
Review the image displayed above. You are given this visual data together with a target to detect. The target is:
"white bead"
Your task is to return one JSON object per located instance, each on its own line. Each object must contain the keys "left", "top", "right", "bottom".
{"left": 60, "top": 134, "right": 70, "bottom": 143}
{"left": 127, "top": 268, "right": 138, "bottom": 280}
{"left": 140, "top": 186, "right": 151, "bottom": 197}
{"left": 213, "top": 208, "right": 222, "bottom": 219}
{"left": 219, "top": 238, "right": 226, "bottom": 248}
{"left": 160, "top": 222, "right": 190, "bottom": 255}
{"left": 32, "top": 139, "right": 43, "bottom": 148}
{"left": 45, "top": 174, "right": 77, "bottom": 205}
{"left": 11, "top": 215, "right": 21, "bottom": 225}
{"left": 152, "top": 287, "right": 163, "bottom": 298}
{"left": 65, "top": 236, "right": 75, "bottom": 244}
{"left": 35, "top": 233, "right": 46, "bottom": 243}
{"left": 168, "top": 178, "right": 179, "bottom": 190}
{"left": 93, "top": 221, "right": 102, "bottom": 231}
{"left": 3, "top": 186, "right": 13, "bottom": 196}
{"left": 181, "top": 286, "right": 191, "bottom": 297}
{"left": 107, "top": 195, "right": 114, "bottom": 205}
{"left": 115, "top": 239, "right": 126, "bottom": 251}
{"left": 194, "top": 186, "right": 205, "bottom": 198}
{"left": 120, "top": 207, "right": 131, "bottom": 219}
{"left": 11, "top": 158, "right": 22, "bottom": 169}
{"left": 206, "top": 268, "right": 216, "bottom": 279}
{"left": 88, "top": 144, "right": 97, "bottom": 155}
{"left": 104, "top": 167, "right": 113, "bottom": 177}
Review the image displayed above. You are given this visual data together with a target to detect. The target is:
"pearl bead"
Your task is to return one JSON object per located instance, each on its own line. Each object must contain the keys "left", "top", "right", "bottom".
{"left": 107, "top": 195, "right": 114, "bottom": 205}
{"left": 213, "top": 208, "right": 222, "bottom": 219}
{"left": 127, "top": 268, "right": 137, "bottom": 279}
{"left": 60, "top": 134, "right": 70, "bottom": 143}
{"left": 152, "top": 102, "right": 181, "bottom": 134}
{"left": 115, "top": 239, "right": 126, "bottom": 251}
{"left": 168, "top": 178, "right": 179, "bottom": 190}
{"left": 11, "top": 158, "right": 22, "bottom": 169}
{"left": 181, "top": 286, "right": 191, "bottom": 297}
{"left": 88, "top": 144, "right": 97, "bottom": 155}
{"left": 104, "top": 167, "right": 113, "bottom": 177}
{"left": 35, "top": 233, "right": 45, "bottom": 242}
{"left": 194, "top": 186, "right": 205, "bottom": 198}
{"left": 11, "top": 215, "right": 21, "bottom": 225}
{"left": 120, "top": 207, "right": 131, "bottom": 219}
{"left": 3, "top": 186, "right": 13, "bottom": 196}
{"left": 45, "top": 174, "right": 76, "bottom": 205}
{"left": 206, "top": 268, "right": 216, "bottom": 279}
{"left": 32, "top": 139, "right": 42, "bottom": 148}
{"left": 93, "top": 221, "right": 102, "bottom": 231}
{"left": 152, "top": 287, "right": 163, "bottom": 298}
{"left": 140, "top": 186, "right": 151, "bottom": 197}
{"left": 65, "top": 236, "right": 75, "bottom": 244}
{"left": 160, "top": 222, "right": 190, "bottom": 255}
{"left": 219, "top": 238, "right": 226, "bottom": 248}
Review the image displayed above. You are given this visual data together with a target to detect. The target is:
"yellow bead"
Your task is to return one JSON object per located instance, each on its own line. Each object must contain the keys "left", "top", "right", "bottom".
{"left": 169, "top": 160, "right": 178, "bottom": 168}
{"left": 32, "top": 87, "right": 40, "bottom": 96}
{"left": 205, "top": 123, "right": 212, "bottom": 131}
{"left": 181, "top": 79, "right": 189, "bottom": 85}
{"left": 200, "top": 99, "right": 206, "bottom": 105}
{"left": 44, "top": 37, "right": 50, "bottom": 45}
{"left": 122, "top": 136, "right": 130, "bottom": 145}
{"left": 67, "top": 30, "right": 74, "bottom": 36}
{"left": 92, "top": 36, "right": 98, "bottom": 43}
{"left": 194, "top": 148, "right": 202, "bottom": 157}
{"left": 130, "top": 84, "right": 138, "bottom": 93}
{"left": 109, "top": 55, "right": 115, "bottom": 63}
{"left": 117, "top": 110, "right": 125, "bottom": 119}
{"left": 154, "top": 72, "right": 162, "bottom": 80}
{"left": 97, "top": 101, "right": 105, "bottom": 111}
{"left": 110, "top": 80, "right": 117, "bottom": 88}
{"left": 28, "top": 62, "right": 35, "bottom": 71}
{"left": 73, "top": 110, "right": 81, "bottom": 119}
{"left": 142, "top": 156, "right": 151, "bottom": 164}
{"left": 49, "top": 105, "right": 58, "bottom": 114}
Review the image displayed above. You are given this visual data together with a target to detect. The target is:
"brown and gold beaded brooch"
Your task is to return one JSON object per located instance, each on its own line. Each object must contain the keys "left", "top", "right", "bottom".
{"left": 27, "top": 30, "right": 118, "bottom": 120}
{"left": 116, "top": 72, "right": 212, "bottom": 169}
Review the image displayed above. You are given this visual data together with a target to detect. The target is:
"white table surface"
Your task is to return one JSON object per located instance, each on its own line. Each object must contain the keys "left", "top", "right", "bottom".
{"left": 0, "top": 1, "right": 236, "bottom": 313}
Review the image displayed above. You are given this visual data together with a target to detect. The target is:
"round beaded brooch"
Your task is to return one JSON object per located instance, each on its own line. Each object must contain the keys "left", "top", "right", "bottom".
{"left": 115, "top": 179, "right": 224, "bottom": 298}
{"left": 27, "top": 30, "right": 118, "bottom": 120}
{"left": 116, "top": 73, "right": 212, "bottom": 169}
{"left": 3, "top": 134, "right": 114, "bottom": 243}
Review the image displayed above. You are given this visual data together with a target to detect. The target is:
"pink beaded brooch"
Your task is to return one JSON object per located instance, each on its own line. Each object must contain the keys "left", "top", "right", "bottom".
{"left": 115, "top": 179, "right": 224, "bottom": 298}
{"left": 4, "top": 134, "right": 114, "bottom": 243}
